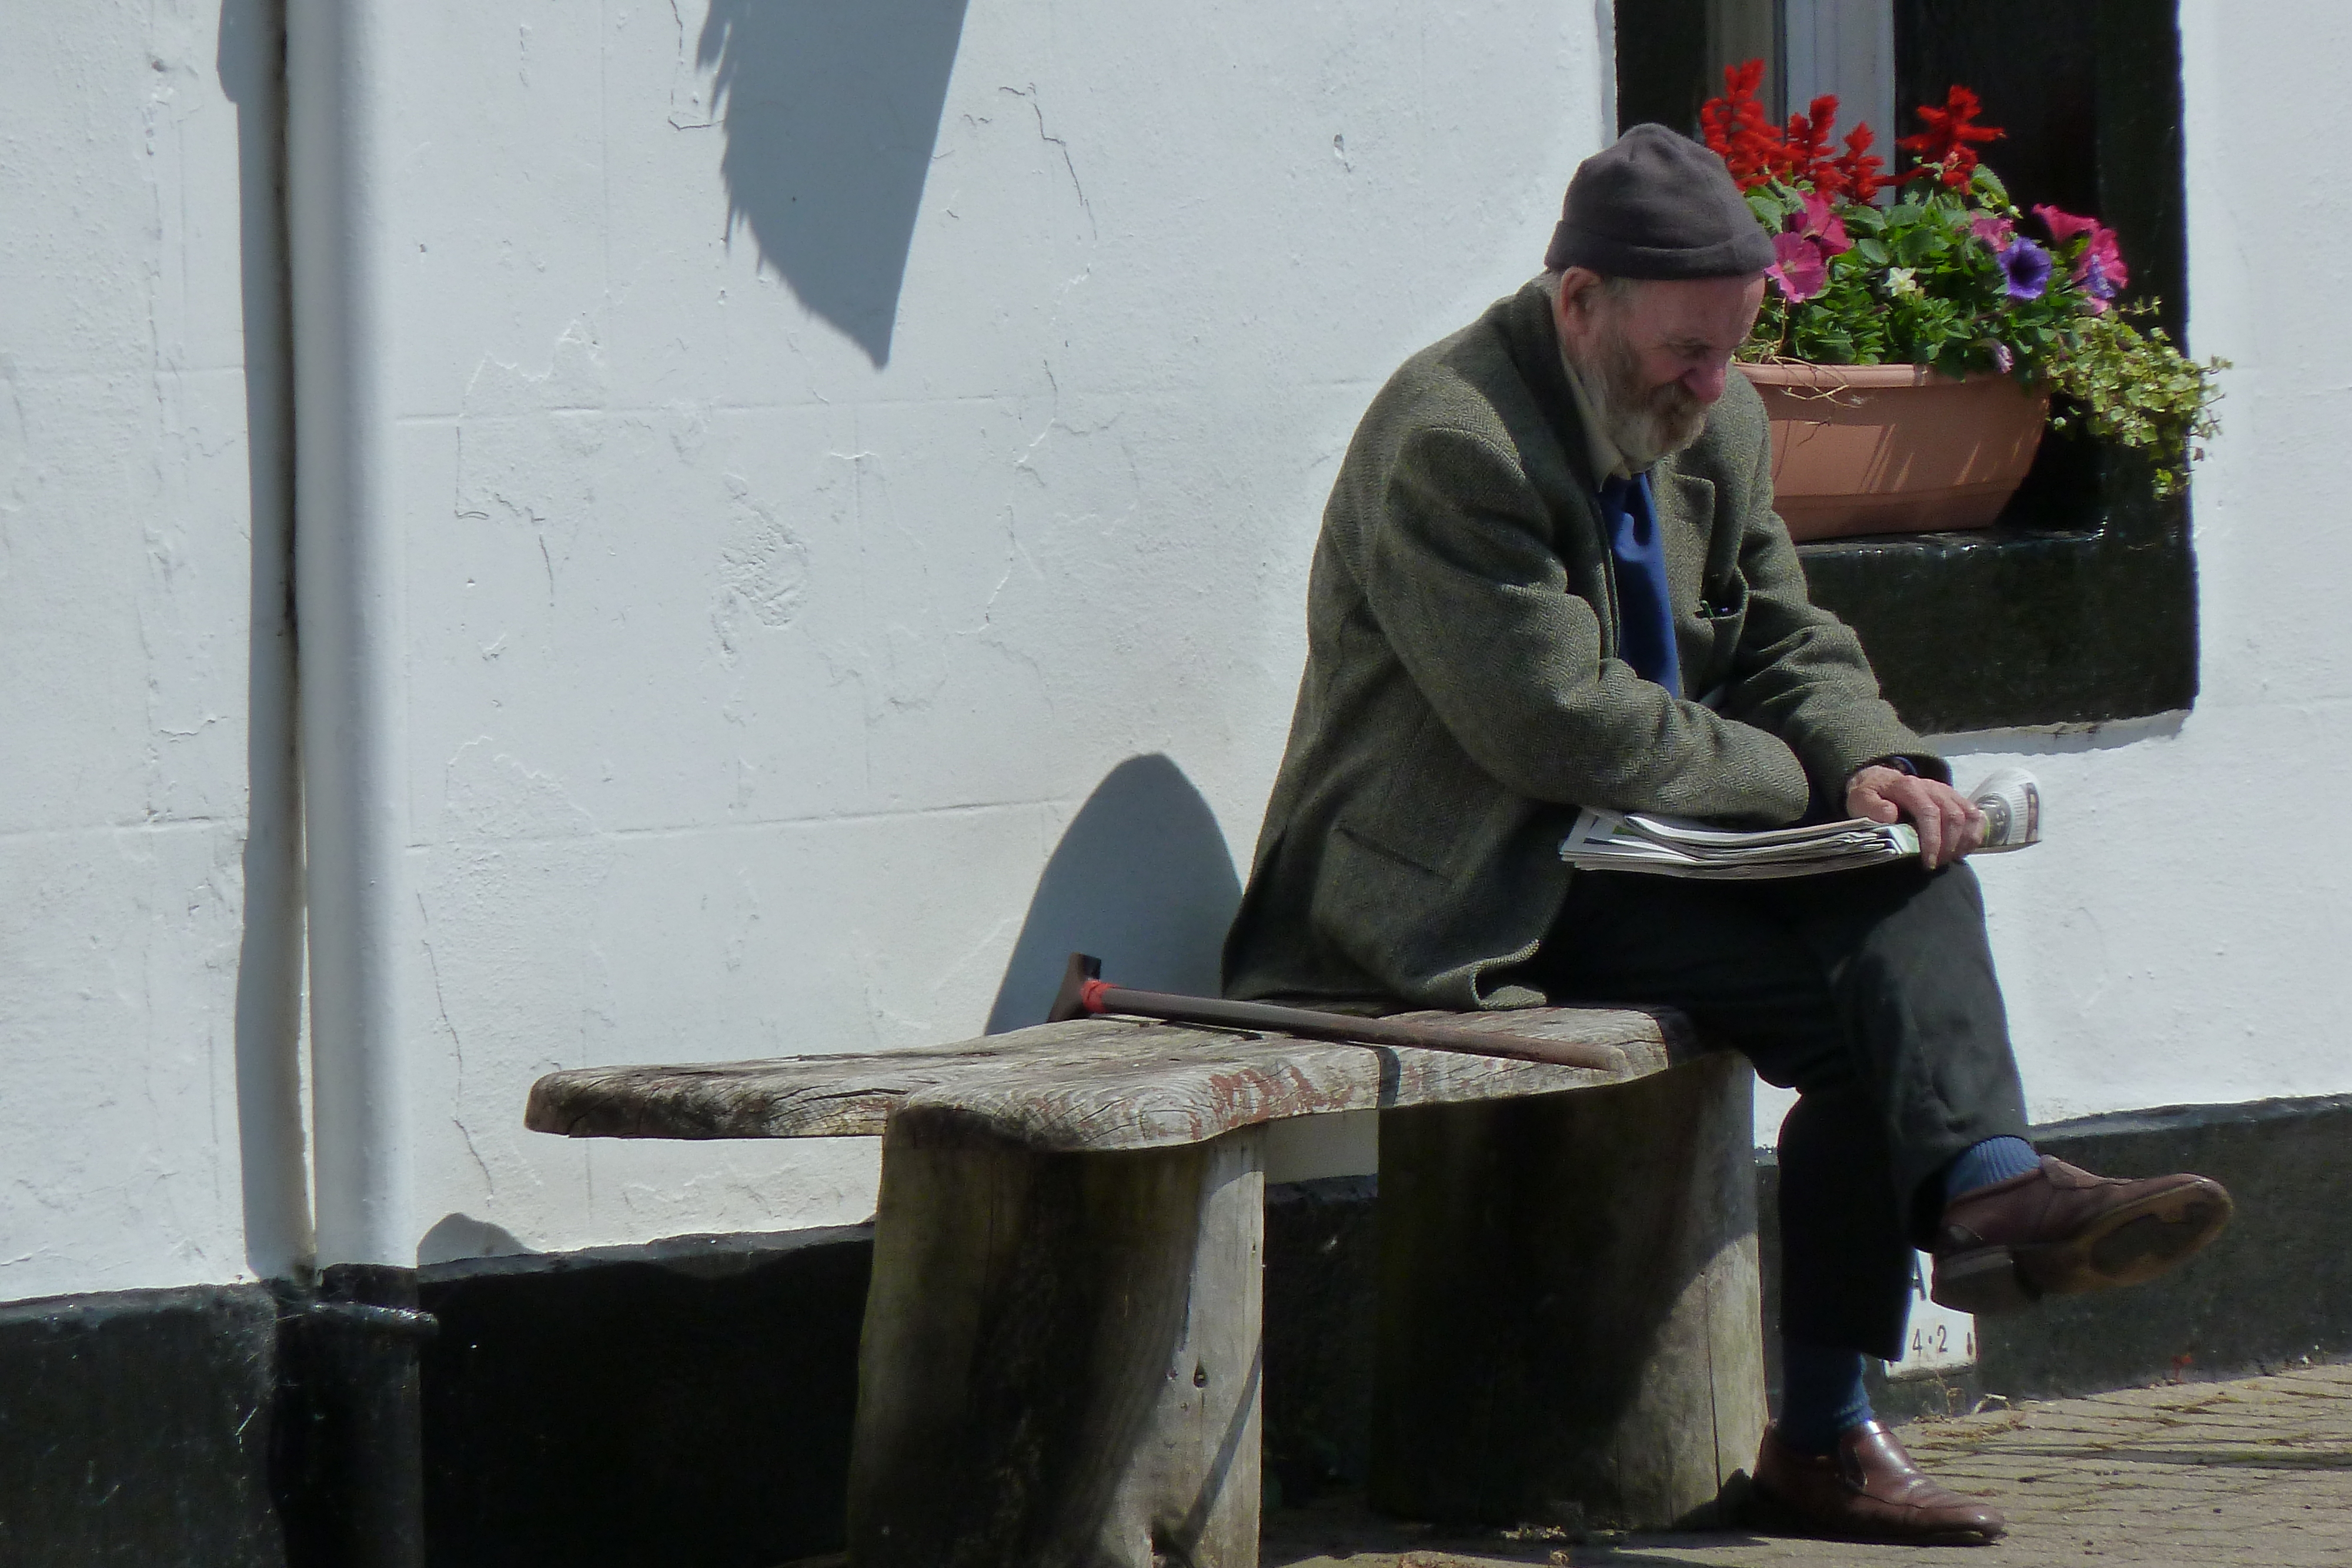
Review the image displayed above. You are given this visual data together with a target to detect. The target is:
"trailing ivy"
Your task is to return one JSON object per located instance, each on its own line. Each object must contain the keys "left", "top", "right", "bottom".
{"left": 2043, "top": 307, "right": 2226, "bottom": 498}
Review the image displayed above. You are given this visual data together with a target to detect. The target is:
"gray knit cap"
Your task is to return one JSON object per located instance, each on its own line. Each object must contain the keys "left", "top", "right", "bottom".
{"left": 1544, "top": 123, "right": 1775, "bottom": 278}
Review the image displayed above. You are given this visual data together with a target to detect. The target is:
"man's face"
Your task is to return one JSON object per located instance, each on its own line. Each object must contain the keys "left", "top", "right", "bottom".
{"left": 1558, "top": 271, "right": 1766, "bottom": 467}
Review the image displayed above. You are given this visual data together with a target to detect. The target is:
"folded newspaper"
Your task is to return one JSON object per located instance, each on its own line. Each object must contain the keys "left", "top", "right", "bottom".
{"left": 1560, "top": 768, "right": 2042, "bottom": 880}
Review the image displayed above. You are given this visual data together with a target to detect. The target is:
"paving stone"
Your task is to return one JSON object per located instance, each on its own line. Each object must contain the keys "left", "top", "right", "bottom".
{"left": 1263, "top": 1363, "right": 2352, "bottom": 1568}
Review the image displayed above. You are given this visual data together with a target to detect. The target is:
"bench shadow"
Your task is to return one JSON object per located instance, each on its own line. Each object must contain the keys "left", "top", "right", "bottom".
{"left": 695, "top": 0, "right": 971, "bottom": 365}
{"left": 985, "top": 754, "right": 1243, "bottom": 1032}
{"left": 1259, "top": 1489, "right": 1778, "bottom": 1565}
{"left": 417, "top": 1213, "right": 535, "bottom": 1269}
{"left": 1984, "top": 1442, "right": 2352, "bottom": 1470}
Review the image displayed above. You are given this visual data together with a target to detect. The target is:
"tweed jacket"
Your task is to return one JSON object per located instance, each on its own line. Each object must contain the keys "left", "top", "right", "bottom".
{"left": 1222, "top": 280, "right": 1932, "bottom": 1012}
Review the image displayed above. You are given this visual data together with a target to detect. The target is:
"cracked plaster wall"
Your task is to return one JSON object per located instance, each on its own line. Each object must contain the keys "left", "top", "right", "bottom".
{"left": 290, "top": 0, "right": 2352, "bottom": 1253}
{"left": 2, "top": 2, "right": 271, "bottom": 1302}
{"left": 377, "top": 0, "right": 1616, "bottom": 1264}
{"left": 21, "top": 0, "right": 2346, "bottom": 1302}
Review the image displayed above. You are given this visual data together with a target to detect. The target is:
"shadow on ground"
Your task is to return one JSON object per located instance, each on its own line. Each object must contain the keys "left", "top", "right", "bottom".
{"left": 1262, "top": 1490, "right": 1776, "bottom": 1567}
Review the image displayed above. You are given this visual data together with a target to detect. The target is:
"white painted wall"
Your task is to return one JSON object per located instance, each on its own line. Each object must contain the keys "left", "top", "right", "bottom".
{"left": 381, "top": 0, "right": 1612, "bottom": 1262}
{"left": 12, "top": 0, "right": 2350, "bottom": 1301}
{"left": 1, "top": 0, "right": 303, "bottom": 1302}
{"left": 1952, "top": 0, "right": 2352, "bottom": 1126}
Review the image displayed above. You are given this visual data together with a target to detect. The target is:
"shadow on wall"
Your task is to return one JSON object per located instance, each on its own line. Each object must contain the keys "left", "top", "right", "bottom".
{"left": 986, "top": 755, "right": 1245, "bottom": 1033}
{"left": 219, "top": 0, "right": 313, "bottom": 1281}
{"left": 696, "top": 0, "right": 971, "bottom": 366}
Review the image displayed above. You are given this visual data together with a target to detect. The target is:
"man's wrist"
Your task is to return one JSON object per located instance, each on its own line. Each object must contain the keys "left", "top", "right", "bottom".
{"left": 1850, "top": 752, "right": 1951, "bottom": 787}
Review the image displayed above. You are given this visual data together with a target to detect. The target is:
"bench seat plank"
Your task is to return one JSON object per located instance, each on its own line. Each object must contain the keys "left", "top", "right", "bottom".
{"left": 524, "top": 1005, "right": 1697, "bottom": 1153}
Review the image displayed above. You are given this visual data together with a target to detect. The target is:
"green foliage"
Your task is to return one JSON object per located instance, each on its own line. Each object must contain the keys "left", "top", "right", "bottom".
{"left": 1736, "top": 169, "right": 2225, "bottom": 494}
{"left": 2044, "top": 307, "right": 2229, "bottom": 499}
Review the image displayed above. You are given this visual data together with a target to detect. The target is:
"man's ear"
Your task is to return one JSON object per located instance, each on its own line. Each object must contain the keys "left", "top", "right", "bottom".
{"left": 1554, "top": 266, "right": 1605, "bottom": 346}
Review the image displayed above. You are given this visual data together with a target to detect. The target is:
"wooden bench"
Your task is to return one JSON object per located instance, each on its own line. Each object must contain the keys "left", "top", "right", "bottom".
{"left": 526, "top": 1006, "right": 1765, "bottom": 1567}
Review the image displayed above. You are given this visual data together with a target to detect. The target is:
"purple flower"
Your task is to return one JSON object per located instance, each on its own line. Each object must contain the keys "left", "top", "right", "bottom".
{"left": 1999, "top": 237, "right": 2052, "bottom": 302}
{"left": 1987, "top": 340, "right": 2014, "bottom": 374}
{"left": 2079, "top": 252, "right": 2119, "bottom": 302}
{"left": 2077, "top": 232, "right": 2128, "bottom": 292}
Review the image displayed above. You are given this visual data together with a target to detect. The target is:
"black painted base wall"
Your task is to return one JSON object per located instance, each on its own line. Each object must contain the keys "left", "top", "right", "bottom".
{"left": 1264, "top": 1174, "right": 1379, "bottom": 1505}
{"left": 1985, "top": 1095, "right": 2352, "bottom": 1393}
{"left": 6, "top": 1093, "right": 2350, "bottom": 1563}
{"left": 1760, "top": 1094, "right": 2352, "bottom": 1425}
{"left": 0, "top": 1285, "right": 286, "bottom": 1566}
{"left": 420, "top": 1225, "right": 871, "bottom": 1568}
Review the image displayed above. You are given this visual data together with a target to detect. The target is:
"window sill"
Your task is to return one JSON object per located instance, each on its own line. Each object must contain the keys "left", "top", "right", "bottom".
{"left": 1795, "top": 443, "right": 2196, "bottom": 733}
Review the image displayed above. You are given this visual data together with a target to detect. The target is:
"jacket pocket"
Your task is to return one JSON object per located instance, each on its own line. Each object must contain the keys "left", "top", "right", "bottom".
{"left": 1349, "top": 713, "right": 1494, "bottom": 878}
{"left": 1330, "top": 822, "right": 1446, "bottom": 880}
{"left": 1686, "top": 569, "right": 1750, "bottom": 695}
{"left": 1313, "top": 824, "right": 1448, "bottom": 992}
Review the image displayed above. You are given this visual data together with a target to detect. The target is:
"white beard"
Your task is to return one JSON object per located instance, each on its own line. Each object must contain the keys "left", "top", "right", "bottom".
{"left": 1571, "top": 323, "right": 1709, "bottom": 469}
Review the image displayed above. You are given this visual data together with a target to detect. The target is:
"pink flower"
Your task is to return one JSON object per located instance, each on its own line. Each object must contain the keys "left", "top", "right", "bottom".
{"left": 1792, "top": 191, "right": 1852, "bottom": 256}
{"left": 2034, "top": 203, "right": 2132, "bottom": 300}
{"left": 1971, "top": 215, "right": 2016, "bottom": 248}
{"left": 2033, "top": 203, "right": 2099, "bottom": 246}
{"left": 2078, "top": 232, "right": 2129, "bottom": 294}
{"left": 1768, "top": 232, "right": 1829, "bottom": 302}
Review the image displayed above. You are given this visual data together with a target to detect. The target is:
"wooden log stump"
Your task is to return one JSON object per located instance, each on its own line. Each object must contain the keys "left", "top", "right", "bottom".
{"left": 1368, "top": 1051, "right": 1764, "bottom": 1531}
{"left": 847, "top": 1111, "right": 1264, "bottom": 1568}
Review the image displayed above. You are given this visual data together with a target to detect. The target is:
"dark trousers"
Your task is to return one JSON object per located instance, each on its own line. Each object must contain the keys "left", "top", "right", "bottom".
{"left": 1518, "top": 860, "right": 2030, "bottom": 1360}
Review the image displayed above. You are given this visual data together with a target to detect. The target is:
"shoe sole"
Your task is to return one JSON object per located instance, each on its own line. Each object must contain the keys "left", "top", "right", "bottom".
{"left": 1746, "top": 1482, "right": 2004, "bottom": 1546}
{"left": 1932, "top": 1180, "right": 2234, "bottom": 1316}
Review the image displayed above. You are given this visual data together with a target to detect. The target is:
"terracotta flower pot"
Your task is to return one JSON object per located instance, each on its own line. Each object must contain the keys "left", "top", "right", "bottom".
{"left": 1737, "top": 362, "right": 2050, "bottom": 541}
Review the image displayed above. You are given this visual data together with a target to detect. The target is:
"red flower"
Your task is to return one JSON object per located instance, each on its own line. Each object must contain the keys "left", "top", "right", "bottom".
{"left": 1783, "top": 95, "right": 1842, "bottom": 193}
{"left": 1700, "top": 59, "right": 1790, "bottom": 190}
{"left": 1832, "top": 122, "right": 1886, "bottom": 205}
{"left": 1696, "top": 62, "right": 1917, "bottom": 208}
{"left": 1899, "top": 84, "right": 2004, "bottom": 189}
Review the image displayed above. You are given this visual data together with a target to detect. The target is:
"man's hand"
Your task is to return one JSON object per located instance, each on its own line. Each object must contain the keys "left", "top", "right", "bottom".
{"left": 1846, "top": 765, "right": 1982, "bottom": 870}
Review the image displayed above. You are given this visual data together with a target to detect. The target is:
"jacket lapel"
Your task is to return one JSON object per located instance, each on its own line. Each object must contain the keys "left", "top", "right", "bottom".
{"left": 1652, "top": 465, "right": 1716, "bottom": 621}
{"left": 1499, "top": 284, "right": 1619, "bottom": 652}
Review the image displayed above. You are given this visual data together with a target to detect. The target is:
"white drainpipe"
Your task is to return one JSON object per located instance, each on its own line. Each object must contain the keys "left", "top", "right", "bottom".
{"left": 283, "top": 5, "right": 429, "bottom": 1560}
{"left": 286, "top": 0, "right": 413, "bottom": 1276}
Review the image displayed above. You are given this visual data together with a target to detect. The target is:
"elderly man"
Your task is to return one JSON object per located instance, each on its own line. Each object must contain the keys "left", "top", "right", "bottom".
{"left": 1223, "top": 125, "right": 2231, "bottom": 1544}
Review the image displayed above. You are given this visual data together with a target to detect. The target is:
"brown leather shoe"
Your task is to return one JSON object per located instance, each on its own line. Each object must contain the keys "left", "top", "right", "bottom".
{"left": 1750, "top": 1420, "right": 2004, "bottom": 1542}
{"left": 1753, "top": 1420, "right": 2005, "bottom": 1544}
{"left": 1932, "top": 1155, "right": 2233, "bottom": 1315}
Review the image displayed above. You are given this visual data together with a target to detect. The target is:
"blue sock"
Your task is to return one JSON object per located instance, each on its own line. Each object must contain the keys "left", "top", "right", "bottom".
{"left": 1779, "top": 1338, "right": 1874, "bottom": 1455}
{"left": 1943, "top": 1135, "right": 2041, "bottom": 1203}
